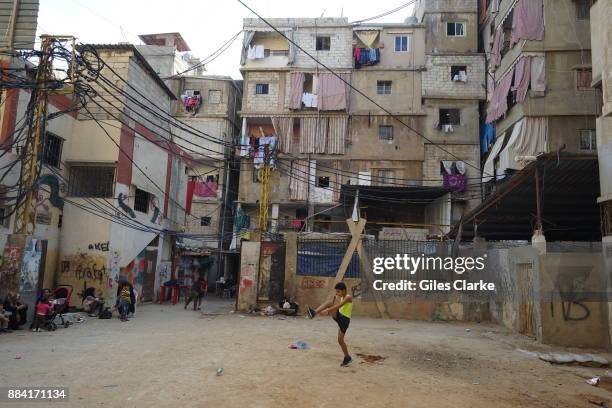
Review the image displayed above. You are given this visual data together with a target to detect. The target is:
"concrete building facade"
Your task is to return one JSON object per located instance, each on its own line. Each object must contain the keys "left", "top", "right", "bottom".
{"left": 479, "top": 0, "right": 599, "bottom": 195}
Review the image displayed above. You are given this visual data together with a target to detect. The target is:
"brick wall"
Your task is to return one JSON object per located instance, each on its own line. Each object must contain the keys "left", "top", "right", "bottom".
{"left": 423, "top": 55, "right": 486, "bottom": 99}
{"left": 244, "top": 71, "right": 282, "bottom": 113}
{"left": 293, "top": 26, "right": 353, "bottom": 69}
{"left": 422, "top": 143, "right": 479, "bottom": 187}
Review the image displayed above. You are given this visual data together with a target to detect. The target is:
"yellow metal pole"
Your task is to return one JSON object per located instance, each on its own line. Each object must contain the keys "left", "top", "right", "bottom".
{"left": 13, "top": 36, "right": 54, "bottom": 234}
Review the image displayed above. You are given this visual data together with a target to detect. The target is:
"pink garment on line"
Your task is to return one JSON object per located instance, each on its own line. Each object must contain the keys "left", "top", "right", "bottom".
{"left": 318, "top": 73, "right": 348, "bottom": 111}
{"left": 491, "top": 29, "right": 504, "bottom": 68}
{"left": 512, "top": 56, "right": 532, "bottom": 103}
{"left": 288, "top": 72, "right": 305, "bottom": 110}
{"left": 194, "top": 181, "right": 218, "bottom": 198}
{"left": 511, "top": 0, "right": 544, "bottom": 45}
{"left": 486, "top": 67, "right": 515, "bottom": 123}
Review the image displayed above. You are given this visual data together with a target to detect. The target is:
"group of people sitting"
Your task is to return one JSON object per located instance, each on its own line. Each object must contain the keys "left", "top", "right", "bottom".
{"left": 0, "top": 291, "right": 29, "bottom": 332}
{"left": 0, "top": 289, "right": 57, "bottom": 333}
{"left": 0, "top": 277, "right": 138, "bottom": 333}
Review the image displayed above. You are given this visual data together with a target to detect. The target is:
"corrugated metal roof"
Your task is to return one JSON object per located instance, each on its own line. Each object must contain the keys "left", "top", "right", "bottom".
{"left": 0, "top": 0, "right": 39, "bottom": 50}
{"left": 452, "top": 153, "right": 600, "bottom": 242}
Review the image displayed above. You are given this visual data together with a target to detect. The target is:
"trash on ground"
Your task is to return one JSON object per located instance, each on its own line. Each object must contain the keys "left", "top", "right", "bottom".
{"left": 517, "top": 350, "right": 609, "bottom": 367}
{"left": 587, "top": 377, "right": 601, "bottom": 386}
{"left": 14, "top": 353, "right": 22, "bottom": 359}
{"left": 261, "top": 306, "right": 276, "bottom": 316}
{"left": 216, "top": 367, "right": 224, "bottom": 376}
{"left": 288, "top": 341, "right": 309, "bottom": 349}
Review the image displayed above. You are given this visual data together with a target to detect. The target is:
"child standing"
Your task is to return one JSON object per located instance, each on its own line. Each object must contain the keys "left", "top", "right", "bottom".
{"left": 34, "top": 296, "right": 52, "bottom": 332}
{"left": 116, "top": 278, "right": 134, "bottom": 321}
{"left": 308, "top": 282, "right": 353, "bottom": 366}
{"left": 184, "top": 274, "right": 203, "bottom": 311}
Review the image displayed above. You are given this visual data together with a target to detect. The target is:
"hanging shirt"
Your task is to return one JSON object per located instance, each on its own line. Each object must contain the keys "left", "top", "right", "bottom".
{"left": 254, "top": 45, "right": 265, "bottom": 59}
{"left": 247, "top": 45, "right": 256, "bottom": 60}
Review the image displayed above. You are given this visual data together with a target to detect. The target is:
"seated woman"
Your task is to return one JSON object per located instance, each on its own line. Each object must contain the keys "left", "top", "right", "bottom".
{"left": 82, "top": 287, "right": 105, "bottom": 317}
{"left": 3, "top": 291, "right": 28, "bottom": 330}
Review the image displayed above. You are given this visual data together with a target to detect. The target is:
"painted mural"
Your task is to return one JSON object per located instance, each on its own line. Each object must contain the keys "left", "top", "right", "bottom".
{"left": 124, "top": 249, "right": 146, "bottom": 294}
{"left": 0, "top": 244, "right": 23, "bottom": 294}
{"left": 20, "top": 237, "right": 43, "bottom": 293}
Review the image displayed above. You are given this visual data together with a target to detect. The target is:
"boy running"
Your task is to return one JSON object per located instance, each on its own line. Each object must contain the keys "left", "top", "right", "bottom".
{"left": 307, "top": 282, "right": 353, "bottom": 366}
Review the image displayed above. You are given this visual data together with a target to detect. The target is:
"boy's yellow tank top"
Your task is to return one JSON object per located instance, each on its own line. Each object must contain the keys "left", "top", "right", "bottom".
{"left": 338, "top": 296, "right": 352, "bottom": 318}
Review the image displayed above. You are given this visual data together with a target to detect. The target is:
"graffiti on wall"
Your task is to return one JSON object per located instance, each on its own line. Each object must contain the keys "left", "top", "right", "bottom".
{"left": 240, "top": 264, "right": 255, "bottom": 294}
{"left": 107, "top": 251, "right": 120, "bottom": 289}
{"left": 20, "top": 238, "right": 43, "bottom": 293}
{"left": 550, "top": 265, "right": 593, "bottom": 321}
{"left": 300, "top": 277, "right": 326, "bottom": 290}
{"left": 61, "top": 253, "right": 109, "bottom": 296}
{"left": 88, "top": 241, "right": 110, "bottom": 252}
{"left": 158, "top": 261, "right": 171, "bottom": 283}
{"left": 124, "top": 249, "right": 146, "bottom": 293}
{"left": 0, "top": 246, "right": 22, "bottom": 293}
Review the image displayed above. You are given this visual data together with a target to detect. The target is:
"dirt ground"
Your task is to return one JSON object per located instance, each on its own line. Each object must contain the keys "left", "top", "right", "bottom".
{"left": 1, "top": 298, "right": 611, "bottom": 408}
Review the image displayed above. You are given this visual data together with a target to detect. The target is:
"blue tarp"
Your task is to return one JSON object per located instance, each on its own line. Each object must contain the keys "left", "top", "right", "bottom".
{"left": 297, "top": 243, "right": 360, "bottom": 278}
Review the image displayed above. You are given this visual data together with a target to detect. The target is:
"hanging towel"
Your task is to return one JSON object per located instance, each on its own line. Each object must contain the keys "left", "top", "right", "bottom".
{"left": 247, "top": 45, "right": 256, "bottom": 60}
{"left": 254, "top": 45, "right": 265, "bottom": 59}
{"left": 511, "top": 0, "right": 544, "bottom": 44}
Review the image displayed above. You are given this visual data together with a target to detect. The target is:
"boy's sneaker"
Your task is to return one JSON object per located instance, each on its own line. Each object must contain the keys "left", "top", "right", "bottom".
{"left": 307, "top": 307, "right": 317, "bottom": 319}
{"left": 340, "top": 356, "right": 352, "bottom": 367}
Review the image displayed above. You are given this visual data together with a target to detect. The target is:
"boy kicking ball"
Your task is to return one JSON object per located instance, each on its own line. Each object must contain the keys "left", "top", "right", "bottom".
{"left": 307, "top": 282, "right": 353, "bottom": 367}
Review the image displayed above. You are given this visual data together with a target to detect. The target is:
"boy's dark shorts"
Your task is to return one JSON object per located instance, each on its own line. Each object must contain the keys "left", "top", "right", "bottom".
{"left": 333, "top": 311, "right": 350, "bottom": 333}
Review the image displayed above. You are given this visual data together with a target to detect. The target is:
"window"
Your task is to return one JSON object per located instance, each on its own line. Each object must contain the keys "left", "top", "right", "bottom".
{"left": 255, "top": 83, "right": 269, "bottom": 95}
{"left": 394, "top": 36, "right": 409, "bottom": 52}
{"left": 576, "top": 0, "right": 592, "bottom": 20}
{"left": 576, "top": 68, "right": 593, "bottom": 90}
{"left": 200, "top": 216, "right": 212, "bottom": 226}
{"left": 264, "top": 49, "right": 289, "bottom": 57}
{"left": 0, "top": 206, "right": 10, "bottom": 228}
{"left": 447, "top": 22, "right": 465, "bottom": 37}
{"left": 376, "top": 169, "right": 395, "bottom": 186}
{"left": 208, "top": 90, "right": 221, "bottom": 104}
{"left": 316, "top": 36, "right": 331, "bottom": 51}
{"left": 378, "top": 125, "right": 394, "bottom": 140}
{"left": 42, "top": 132, "right": 63, "bottom": 168}
{"left": 134, "top": 188, "right": 150, "bottom": 213}
{"left": 68, "top": 165, "right": 115, "bottom": 197}
{"left": 451, "top": 65, "right": 468, "bottom": 81}
{"left": 377, "top": 80, "right": 392, "bottom": 95}
{"left": 317, "top": 176, "right": 330, "bottom": 188}
{"left": 579, "top": 129, "right": 597, "bottom": 150}
{"left": 439, "top": 109, "right": 460, "bottom": 125}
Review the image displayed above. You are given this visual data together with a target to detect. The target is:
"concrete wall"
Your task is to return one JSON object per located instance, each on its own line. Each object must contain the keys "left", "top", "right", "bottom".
{"left": 350, "top": 71, "right": 423, "bottom": 114}
{"left": 347, "top": 115, "right": 425, "bottom": 161}
{"left": 354, "top": 26, "right": 426, "bottom": 69}
{"left": 237, "top": 241, "right": 260, "bottom": 311}
{"left": 591, "top": 0, "right": 612, "bottom": 118}
{"left": 243, "top": 71, "right": 283, "bottom": 114}
{"left": 539, "top": 253, "right": 610, "bottom": 348}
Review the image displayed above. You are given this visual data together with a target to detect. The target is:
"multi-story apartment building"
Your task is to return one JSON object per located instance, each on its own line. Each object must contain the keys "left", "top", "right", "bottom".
{"left": 589, "top": 0, "right": 612, "bottom": 340}
{"left": 166, "top": 74, "right": 242, "bottom": 282}
{"left": 238, "top": 16, "right": 478, "bottom": 238}
{"left": 479, "top": 0, "right": 599, "bottom": 190}
{"left": 0, "top": 43, "right": 191, "bottom": 305}
{"left": 135, "top": 32, "right": 243, "bottom": 283}
{"left": 238, "top": 18, "right": 355, "bottom": 234}
{"left": 414, "top": 0, "right": 485, "bottom": 222}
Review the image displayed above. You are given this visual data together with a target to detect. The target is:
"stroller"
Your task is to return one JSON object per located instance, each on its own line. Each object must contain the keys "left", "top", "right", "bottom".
{"left": 48, "top": 285, "right": 73, "bottom": 329}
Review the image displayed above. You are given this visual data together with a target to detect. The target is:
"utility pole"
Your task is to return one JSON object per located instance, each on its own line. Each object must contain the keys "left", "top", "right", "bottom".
{"left": 257, "top": 129, "right": 274, "bottom": 234}
{"left": 13, "top": 35, "right": 75, "bottom": 234}
{"left": 12, "top": 35, "right": 54, "bottom": 234}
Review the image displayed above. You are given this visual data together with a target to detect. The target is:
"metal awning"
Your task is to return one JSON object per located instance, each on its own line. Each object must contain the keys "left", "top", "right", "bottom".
{"left": 341, "top": 185, "right": 449, "bottom": 206}
{"left": 451, "top": 152, "right": 601, "bottom": 242}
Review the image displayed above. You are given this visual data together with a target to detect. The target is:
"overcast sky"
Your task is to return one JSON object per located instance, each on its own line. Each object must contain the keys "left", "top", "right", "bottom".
{"left": 37, "top": 0, "right": 415, "bottom": 79}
